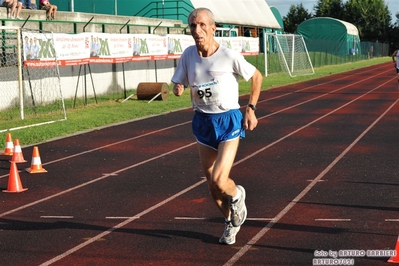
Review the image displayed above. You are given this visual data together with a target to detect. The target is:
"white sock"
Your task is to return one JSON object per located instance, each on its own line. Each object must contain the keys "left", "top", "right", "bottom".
{"left": 232, "top": 187, "right": 241, "bottom": 202}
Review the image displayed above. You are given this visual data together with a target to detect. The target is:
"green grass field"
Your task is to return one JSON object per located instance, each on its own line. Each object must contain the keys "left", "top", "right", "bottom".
{"left": 0, "top": 57, "right": 389, "bottom": 150}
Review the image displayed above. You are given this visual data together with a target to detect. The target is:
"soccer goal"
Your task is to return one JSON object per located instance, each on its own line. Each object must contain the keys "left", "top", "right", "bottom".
{"left": 0, "top": 26, "right": 66, "bottom": 133}
{"left": 265, "top": 33, "right": 314, "bottom": 77}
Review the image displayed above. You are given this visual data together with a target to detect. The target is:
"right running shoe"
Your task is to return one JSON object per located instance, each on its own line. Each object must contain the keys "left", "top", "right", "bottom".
{"left": 230, "top": 185, "right": 247, "bottom": 227}
{"left": 219, "top": 221, "right": 240, "bottom": 245}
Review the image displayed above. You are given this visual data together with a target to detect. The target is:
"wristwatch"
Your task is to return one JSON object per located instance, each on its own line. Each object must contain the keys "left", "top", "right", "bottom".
{"left": 247, "top": 104, "right": 257, "bottom": 111}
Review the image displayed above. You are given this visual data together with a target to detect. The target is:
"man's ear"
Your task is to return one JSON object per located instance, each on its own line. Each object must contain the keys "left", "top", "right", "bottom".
{"left": 211, "top": 24, "right": 216, "bottom": 33}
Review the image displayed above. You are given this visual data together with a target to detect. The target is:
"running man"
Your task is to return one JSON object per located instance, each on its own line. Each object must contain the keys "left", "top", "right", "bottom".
{"left": 171, "top": 7, "right": 262, "bottom": 245}
{"left": 392, "top": 49, "right": 399, "bottom": 82}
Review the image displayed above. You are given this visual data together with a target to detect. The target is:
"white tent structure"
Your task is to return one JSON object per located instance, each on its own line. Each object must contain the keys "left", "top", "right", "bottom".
{"left": 189, "top": 0, "right": 281, "bottom": 29}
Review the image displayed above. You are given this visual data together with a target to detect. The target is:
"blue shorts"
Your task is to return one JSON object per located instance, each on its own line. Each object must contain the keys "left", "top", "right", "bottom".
{"left": 192, "top": 109, "right": 245, "bottom": 150}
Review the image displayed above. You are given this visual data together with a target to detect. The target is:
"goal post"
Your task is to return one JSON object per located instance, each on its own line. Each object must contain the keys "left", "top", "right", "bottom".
{"left": 0, "top": 26, "right": 66, "bottom": 133}
{"left": 265, "top": 33, "right": 314, "bottom": 77}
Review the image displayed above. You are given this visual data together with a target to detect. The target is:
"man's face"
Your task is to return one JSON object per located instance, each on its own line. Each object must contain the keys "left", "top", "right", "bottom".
{"left": 189, "top": 11, "right": 215, "bottom": 47}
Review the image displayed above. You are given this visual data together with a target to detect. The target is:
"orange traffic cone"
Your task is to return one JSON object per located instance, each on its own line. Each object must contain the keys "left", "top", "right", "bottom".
{"left": 26, "top": 146, "right": 47, "bottom": 174}
{"left": 388, "top": 236, "right": 399, "bottom": 263}
{"left": 10, "top": 139, "right": 26, "bottom": 163}
{"left": 3, "top": 161, "right": 28, "bottom": 193}
{"left": 1, "top": 133, "right": 14, "bottom": 156}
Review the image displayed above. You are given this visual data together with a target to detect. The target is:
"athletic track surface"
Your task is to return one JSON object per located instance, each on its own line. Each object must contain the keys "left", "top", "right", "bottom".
{"left": 0, "top": 62, "right": 398, "bottom": 266}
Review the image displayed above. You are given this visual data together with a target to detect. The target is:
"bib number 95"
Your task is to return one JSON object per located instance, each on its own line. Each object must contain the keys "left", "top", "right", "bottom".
{"left": 198, "top": 88, "right": 212, "bottom": 99}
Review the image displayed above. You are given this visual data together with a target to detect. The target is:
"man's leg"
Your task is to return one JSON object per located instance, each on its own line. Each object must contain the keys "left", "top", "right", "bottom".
{"left": 198, "top": 139, "right": 242, "bottom": 245}
{"left": 197, "top": 139, "right": 239, "bottom": 219}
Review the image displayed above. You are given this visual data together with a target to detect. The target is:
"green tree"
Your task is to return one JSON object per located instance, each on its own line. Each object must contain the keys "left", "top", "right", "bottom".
{"left": 283, "top": 4, "right": 312, "bottom": 33}
{"left": 344, "top": 0, "right": 392, "bottom": 42}
{"left": 314, "top": 0, "right": 345, "bottom": 19}
{"left": 388, "top": 14, "right": 399, "bottom": 53}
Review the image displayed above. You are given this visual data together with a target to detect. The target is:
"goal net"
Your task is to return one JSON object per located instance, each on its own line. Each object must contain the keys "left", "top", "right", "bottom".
{"left": 0, "top": 26, "right": 66, "bottom": 133}
{"left": 265, "top": 33, "right": 314, "bottom": 77}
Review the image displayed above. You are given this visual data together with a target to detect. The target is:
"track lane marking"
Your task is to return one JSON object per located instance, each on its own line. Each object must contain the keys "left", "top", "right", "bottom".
{"left": 174, "top": 217, "right": 274, "bottom": 221}
{"left": 224, "top": 81, "right": 399, "bottom": 266}
{"left": 0, "top": 66, "right": 390, "bottom": 180}
{"left": 0, "top": 65, "right": 394, "bottom": 264}
{"left": 38, "top": 72, "right": 397, "bottom": 265}
{"left": 39, "top": 178, "right": 207, "bottom": 266}
{"left": 106, "top": 216, "right": 140, "bottom": 219}
{"left": 315, "top": 219, "right": 351, "bottom": 222}
{"left": 0, "top": 142, "right": 196, "bottom": 219}
{"left": 40, "top": 216, "right": 74, "bottom": 219}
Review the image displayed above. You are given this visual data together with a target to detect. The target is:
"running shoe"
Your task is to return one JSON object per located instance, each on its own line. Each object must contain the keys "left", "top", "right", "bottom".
{"left": 219, "top": 221, "right": 240, "bottom": 245}
{"left": 230, "top": 185, "right": 247, "bottom": 227}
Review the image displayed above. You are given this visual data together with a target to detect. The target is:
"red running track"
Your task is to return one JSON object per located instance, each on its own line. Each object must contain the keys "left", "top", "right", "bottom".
{"left": 0, "top": 62, "right": 398, "bottom": 266}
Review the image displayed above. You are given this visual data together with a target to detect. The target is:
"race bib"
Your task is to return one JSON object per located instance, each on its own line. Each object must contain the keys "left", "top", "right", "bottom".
{"left": 191, "top": 80, "right": 222, "bottom": 106}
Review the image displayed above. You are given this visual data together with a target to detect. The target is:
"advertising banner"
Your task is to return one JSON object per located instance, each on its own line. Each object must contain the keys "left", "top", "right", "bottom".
{"left": 21, "top": 32, "right": 259, "bottom": 67}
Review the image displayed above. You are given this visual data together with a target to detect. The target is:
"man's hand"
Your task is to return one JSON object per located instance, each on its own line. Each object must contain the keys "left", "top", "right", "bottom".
{"left": 173, "top": 83, "right": 184, "bottom": 96}
{"left": 244, "top": 108, "right": 258, "bottom": 131}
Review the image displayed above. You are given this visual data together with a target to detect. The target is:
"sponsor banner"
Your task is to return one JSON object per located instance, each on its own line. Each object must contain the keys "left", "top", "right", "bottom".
{"left": 167, "top": 34, "right": 196, "bottom": 55}
{"left": 216, "top": 36, "right": 259, "bottom": 55}
{"left": 132, "top": 34, "right": 168, "bottom": 57}
{"left": 242, "top": 37, "right": 260, "bottom": 55}
{"left": 21, "top": 32, "right": 259, "bottom": 67}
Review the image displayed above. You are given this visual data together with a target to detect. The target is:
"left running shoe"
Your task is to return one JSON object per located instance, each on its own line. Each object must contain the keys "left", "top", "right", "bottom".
{"left": 219, "top": 221, "right": 240, "bottom": 245}
{"left": 230, "top": 185, "right": 247, "bottom": 227}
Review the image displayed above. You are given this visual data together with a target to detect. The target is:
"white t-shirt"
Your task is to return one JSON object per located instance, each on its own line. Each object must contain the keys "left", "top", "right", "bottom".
{"left": 171, "top": 45, "right": 256, "bottom": 114}
{"left": 396, "top": 51, "right": 399, "bottom": 68}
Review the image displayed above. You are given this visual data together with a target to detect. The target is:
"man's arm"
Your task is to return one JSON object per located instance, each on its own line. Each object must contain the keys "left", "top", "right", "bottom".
{"left": 244, "top": 68, "right": 262, "bottom": 131}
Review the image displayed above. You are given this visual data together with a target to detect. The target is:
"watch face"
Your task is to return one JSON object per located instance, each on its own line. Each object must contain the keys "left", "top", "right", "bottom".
{"left": 248, "top": 104, "right": 256, "bottom": 110}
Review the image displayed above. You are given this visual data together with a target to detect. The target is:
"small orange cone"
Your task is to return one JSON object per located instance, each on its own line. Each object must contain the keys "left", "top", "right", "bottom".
{"left": 26, "top": 146, "right": 47, "bottom": 174}
{"left": 3, "top": 161, "right": 28, "bottom": 193}
{"left": 1, "top": 133, "right": 14, "bottom": 156}
{"left": 10, "top": 139, "right": 26, "bottom": 163}
{"left": 388, "top": 236, "right": 399, "bottom": 263}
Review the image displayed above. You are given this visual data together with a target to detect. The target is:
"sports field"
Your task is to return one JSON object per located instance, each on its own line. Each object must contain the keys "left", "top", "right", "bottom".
{"left": 0, "top": 61, "right": 398, "bottom": 265}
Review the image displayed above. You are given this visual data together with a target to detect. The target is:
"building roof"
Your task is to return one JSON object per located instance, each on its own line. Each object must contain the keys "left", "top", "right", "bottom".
{"left": 189, "top": 0, "right": 282, "bottom": 29}
{"left": 299, "top": 17, "right": 359, "bottom": 36}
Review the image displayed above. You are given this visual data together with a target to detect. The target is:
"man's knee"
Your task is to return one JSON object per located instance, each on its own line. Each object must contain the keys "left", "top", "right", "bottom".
{"left": 209, "top": 177, "right": 232, "bottom": 194}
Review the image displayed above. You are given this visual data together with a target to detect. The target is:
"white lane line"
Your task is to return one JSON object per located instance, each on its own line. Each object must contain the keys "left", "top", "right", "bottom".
{"left": 245, "top": 218, "right": 275, "bottom": 221}
{"left": 174, "top": 217, "right": 207, "bottom": 220}
{"left": 0, "top": 121, "right": 192, "bottom": 179}
{"left": 315, "top": 219, "right": 351, "bottom": 222}
{"left": 0, "top": 142, "right": 196, "bottom": 219}
{"left": 385, "top": 219, "right": 399, "bottom": 222}
{"left": 3, "top": 67, "right": 393, "bottom": 264}
{"left": 39, "top": 179, "right": 207, "bottom": 266}
{"left": 2, "top": 69, "right": 391, "bottom": 218}
{"left": 0, "top": 66, "right": 388, "bottom": 180}
{"left": 255, "top": 68, "right": 393, "bottom": 123}
{"left": 174, "top": 217, "right": 274, "bottom": 221}
{"left": 40, "top": 216, "right": 74, "bottom": 219}
{"left": 33, "top": 72, "right": 398, "bottom": 265}
{"left": 224, "top": 80, "right": 399, "bottom": 266}
{"left": 106, "top": 216, "right": 140, "bottom": 219}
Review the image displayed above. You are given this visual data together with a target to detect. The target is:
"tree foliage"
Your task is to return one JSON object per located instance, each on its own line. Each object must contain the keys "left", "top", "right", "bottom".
{"left": 343, "top": 0, "right": 391, "bottom": 42}
{"left": 282, "top": 0, "right": 393, "bottom": 44}
{"left": 314, "top": 0, "right": 344, "bottom": 19}
{"left": 283, "top": 3, "right": 312, "bottom": 33}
